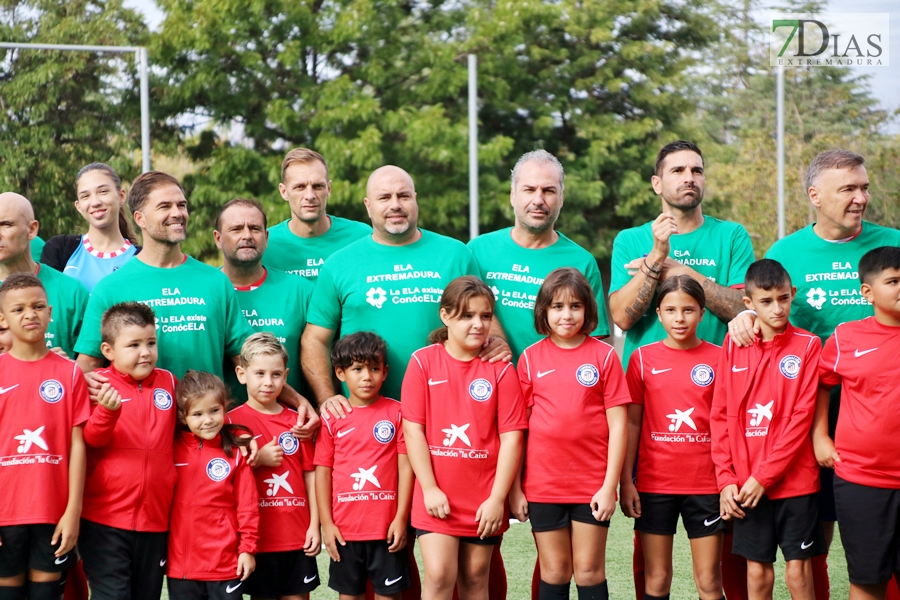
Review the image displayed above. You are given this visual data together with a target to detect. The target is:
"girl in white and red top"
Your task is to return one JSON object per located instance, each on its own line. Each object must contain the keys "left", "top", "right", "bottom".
{"left": 508, "top": 267, "right": 627, "bottom": 600}
{"left": 168, "top": 371, "right": 259, "bottom": 600}
{"left": 402, "top": 276, "right": 526, "bottom": 600}
{"left": 620, "top": 275, "right": 724, "bottom": 600}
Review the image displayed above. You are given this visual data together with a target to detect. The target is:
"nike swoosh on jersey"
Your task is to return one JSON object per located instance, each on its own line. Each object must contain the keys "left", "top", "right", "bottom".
{"left": 0, "top": 385, "right": 19, "bottom": 394}
{"left": 428, "top": 379, "right": 448, "bottom": 386}
{"left": 854, "top": 348, "right": 878, "bottom": 357}
{"left": 704, "top": 516, "right": 722, "bottom": 526}
{"left": 385, "top": 575, "right": 403, "bottom": 586}
{"left": 536, "top": 370, "right": 555, "bottom": 378}
{"left": 732, "top": 366, "right": 748, "bottom": 372}
{"left": 651, "top": 368, "right": 671, "bottom": 375}
{"left": 336, "top": 428, "right": 355, "bottom": 438}
{"left": 225, "top": 583, "right": 242, "bottom": 594}
{"left": 303, "top": 575, "right": 317, "bottom": 583}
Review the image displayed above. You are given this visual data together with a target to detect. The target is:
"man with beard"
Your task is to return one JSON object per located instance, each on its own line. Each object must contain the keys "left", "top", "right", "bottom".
{"left": 215, "top": 197, "right": 314, "bottom": 404}
{"left": 468, "top": 149, "right": 609, "bottom": 360}
{"left": 263, "top": 148, "right": 371, "bottom": 283}
{"left": 609, "top": 141, "right": 755, "bottom": 600}
{"left": 75, "top": 173, "right": 319, "bottom": 432}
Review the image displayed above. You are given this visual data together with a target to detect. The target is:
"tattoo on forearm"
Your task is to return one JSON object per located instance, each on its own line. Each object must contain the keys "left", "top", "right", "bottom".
{"left": 702, "top": 279, "right": 746, "bottom": 321}
{"left": 624, "top": 273, "right": 659, "bottom": 327}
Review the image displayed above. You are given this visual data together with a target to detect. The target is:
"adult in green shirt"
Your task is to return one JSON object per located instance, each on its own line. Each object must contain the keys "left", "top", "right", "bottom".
{"left": 609, "top": 140, "right": 755, "bottom": 363}
{"left": 214, "top": 197, "right": 314, "bottom": 404}
{"left": 31, "top": 235, "right": 45, "bottom": 263}
{"left": 262, "top": 147, "right": 371, "bottom": 282}
{"left": 302, "top": 165, "right": 511, "bottom": 407}
{"left": 0, "top": 193, "right": 88, "bottom": 357}
{"left": 468, "top": 150, "right": 610, "bottom": 359}
{"left": 74, "top": 172, "right": 319, "bottom": 434}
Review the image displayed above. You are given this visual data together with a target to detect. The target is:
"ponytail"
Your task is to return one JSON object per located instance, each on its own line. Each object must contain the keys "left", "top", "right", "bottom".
{"left": 219, "top": 423, "right": 252, "bottom": 459}
{"left": 118, "top": 209, "right": 138, "bottom": 246}
{"left": 427, "top": 326, "right": 448, "bottom": 346}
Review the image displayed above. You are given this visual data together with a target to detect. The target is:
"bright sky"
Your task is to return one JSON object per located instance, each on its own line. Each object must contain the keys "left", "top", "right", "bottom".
{"left": 123, "top": 0, "right": 899, "bottom": 128}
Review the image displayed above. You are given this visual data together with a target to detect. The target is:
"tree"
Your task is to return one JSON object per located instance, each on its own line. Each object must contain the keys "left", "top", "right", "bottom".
{"left": 0, "top": 0, "right": 148, "bottom": 237}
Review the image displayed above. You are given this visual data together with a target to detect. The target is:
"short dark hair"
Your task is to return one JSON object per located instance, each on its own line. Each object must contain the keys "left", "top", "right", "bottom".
{"left": 0, "top": 273, "right": 46, "bottom": 305}
{"left": 332, "top": 331, "right": 388, "bottom": 371}
{"left": 744, "top": 259, "right": 792, "bottom": 295}
{"left": 859, "top": 246, "right": 900, "bottom": 285}
{"left": 101, "top": 302, "right": 156, "bottom": 345}
{"left": 128, "top": 171, "right": 184, "bottom": 214}
{"left": 655, "top": 140, "right": 703, "bottom": 176}
{"left": 655, "top": 275, "right": 706, "bottom": 310}
{"left": 216, "top": 198, "right": 267, "bottom": 231}
{"left": 806, "top": 149, "right": 865, "bottom": 192}
{"left": 533, "top": 268, "right": 598, "bottom": 336}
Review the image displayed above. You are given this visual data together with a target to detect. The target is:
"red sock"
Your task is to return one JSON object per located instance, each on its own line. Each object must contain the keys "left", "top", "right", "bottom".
{"left": 886, "top": 574, "right": 900, "bottom": 600}
{"left": 721, "top": 532, "right": 748, "bottom": 600}
{"left": 633, "top": 531, "right": 645, "bottom": 600}
{"left": 532, "top": 557, "right": 541, "bottom": 600}
{"left": 488, "top": 544, "right": 507, "bottom": 599}
{"left": 812, "top": 553, "right": 829, "bottom": 600}
{"left": 63, "top": 561, "right": 88, "bottom": 600}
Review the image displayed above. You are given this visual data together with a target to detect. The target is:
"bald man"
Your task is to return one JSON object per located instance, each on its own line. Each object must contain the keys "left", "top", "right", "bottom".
{"left": 0, "top": 192, "right": 89, "bottom": 356}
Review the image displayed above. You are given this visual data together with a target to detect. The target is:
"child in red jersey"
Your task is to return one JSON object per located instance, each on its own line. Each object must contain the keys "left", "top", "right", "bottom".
{"left": 815, "top": 246, "right": 900, "bottom": 600}
{"left": 620, "top": 275, "right": 724, "bottom": 600}
{"left": 711, "top": 259, "right": 824, "bottom": 600}
{"left": 228, "top": 332, "right": 319, "bottom": 600}
{"left": 167, "top": 371, "right": 258, "bottom": 600}
{"left": 508, "top": 268, "right": 627, "bottom": 600}
{"left": 315, "top": 331, "right": 413, "bottom": 599}
{"left": 79, "top": 302, "right": 177, "bottom": 600}
{"left": 0, "top": 274, "right": 90, "bottom": 600}
{"left": 402, "top": 276, "right": 526, "bottom": 600}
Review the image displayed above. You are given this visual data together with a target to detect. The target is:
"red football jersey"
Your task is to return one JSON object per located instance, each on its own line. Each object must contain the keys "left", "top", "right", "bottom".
{"left": 627, "top": 341, "right": 720, "bottom": 495}
{"left": 0, "top": 352, "right": 91, "bottom": 526}
{"left": 314, "top": 395, "right": 407, "bottom": 541}
{"left": 402, "top": 344, "right": 527, "bottom": 537}
{"left": 518, "top": 337, "right": 630, "bottom": 502}
{"left": 820, "top": 317, "right": 900, "bottom": 489}
{"left": 228, "top": 404, "right": 315, "bottom": 552}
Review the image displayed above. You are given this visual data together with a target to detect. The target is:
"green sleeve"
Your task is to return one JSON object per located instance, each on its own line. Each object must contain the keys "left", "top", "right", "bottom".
{"left": 609, "top": 229, "right": 642, "bottom": 295}
{"left": 585, "top": 259, "right": 611, "bottom": 336}
{"left": 463, "top": 246, "right": 480, "bottom": 277}
{"left": 224, "top": 281, "right": 255, "bottom": 358}
{"left": 306, "top": 262, "right": 342, "bottom": 331}
{"left": 726, "top": 225, "right": 756, "bottom": 287}
{"left": 68, "top": 280, "right": 89, "bottom": 351}
{"left": 466, "top": 238, "right": 488, "bottom": 278}
{"left": 73, "top": 287, "right": 109, "bottom": 358}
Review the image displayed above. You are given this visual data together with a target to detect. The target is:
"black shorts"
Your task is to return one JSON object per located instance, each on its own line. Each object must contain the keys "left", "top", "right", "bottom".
{"left": 834, "top": 475, "right": 900, "bottom": 585}
{"left": 732, "top": 494, "right": 826, "bottom": 563}
{"left": 328, "top": 540, "right": 412, "bottom": 596}
{"left": 415, "top": 529, "right": 501, "bottom": 546}
{"left": 528, "top": 502, "right": 610, "bottom": 533}
{"left": 167, "top": 578, "right": 245, "bottom": 600}
{"left": 245, "top": 550, "right": 319, "bottom": 597}
{"left": 78, "top": 519, "right": 168, "bottom": 600}
{"left": 635, "top": 493, "right": 725, "bottom": 539}
{"left": 0, "top": 524, "right": 79, "bottom": 577}
{"left": 818, "top": 467, "right": 837, "bottom": 522}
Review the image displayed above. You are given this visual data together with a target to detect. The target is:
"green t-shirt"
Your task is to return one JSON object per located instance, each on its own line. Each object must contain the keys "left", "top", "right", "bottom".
{"left": 75, "top": 256, "right": 255, "bottom": 379}
{"left": 467, "top": 228, "right": 610, "bottom": 359}
{"left": 226, "top": 267, "right": 314, "bottom": 404}
{"left": 307, "top": 229, "right": 479, "bottom": 399}
{"left": 263, "top": 216, "right": 372, "bottom": 283}
{"left": 31, "top": 236, "right": 45, "bottom": 263}
{"left": 610, "top": 215, "right": 756, "bottom": 363}
{"left": 765, "top": 221, "right": 900, "bottom": 340}
{"left": 3, "top": 265, "right": 89, "bottom": 357}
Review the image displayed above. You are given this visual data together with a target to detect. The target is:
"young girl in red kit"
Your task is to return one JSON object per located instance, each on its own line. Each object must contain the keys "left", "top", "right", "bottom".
{"left": 402, "top": 276, "right": 526, "bottom": 600}
{"left": 509, "top": 268, "right": 628, "bottom": 600}
{"left": 620, "top": 275, "right": 724, "bottom": 600}
{"left": 167, "top": 371, "right": 259, "bottom": 600}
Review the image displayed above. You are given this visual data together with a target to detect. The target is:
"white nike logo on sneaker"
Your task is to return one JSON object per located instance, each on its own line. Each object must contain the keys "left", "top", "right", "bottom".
{"left": 801, "top": 540, "right": 814, "bottom": 549}
{"left": 854, "top": 348, "right": 878, "bottom": 357}
{"left": 160, "top": 559, "right": 166, "bottom": 567}
{"left": 55, "top": 556, "right": 68, "bottom": 565}
{"left": 428, "top": 379, "right": 447, "bottom": 386}
{"left": 0, "top": 385, "right": 19, "bottom": 394}
{"left": 536, "top": 370, "right": 555, "bottom": 378}
{"left": 336, "top": 428, "right": 355, "bottom": 438}
{"left": 704, "top": 516, "right": 722, "bottom": 526}
{"left": 732, "top": 366, "right": 748, "bottom": 372}
{"left": 303, "top": 574, "right": 317, "bottom": 583}
{"left": 651, "top": 368, "right": 671, "bottom": 375}
{"left": 225, "top": 583, "right": 242, "bottom": 594}
{"left": 385, "top": 576, "right": 403, "bottom": 586}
